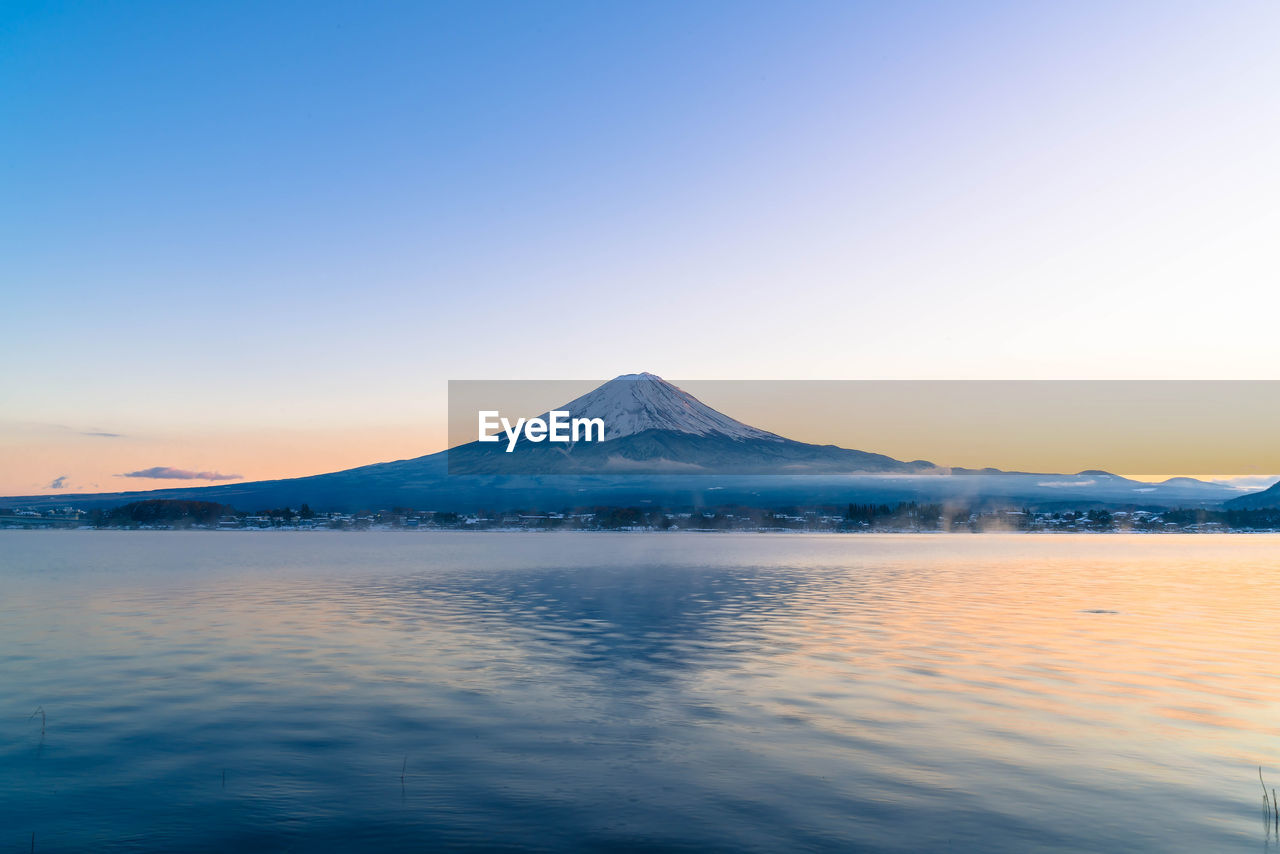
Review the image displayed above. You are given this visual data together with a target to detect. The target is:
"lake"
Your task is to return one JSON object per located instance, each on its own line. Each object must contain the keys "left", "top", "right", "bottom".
{"left": 2, "top": 532, "right": 1278, "bottom": 852}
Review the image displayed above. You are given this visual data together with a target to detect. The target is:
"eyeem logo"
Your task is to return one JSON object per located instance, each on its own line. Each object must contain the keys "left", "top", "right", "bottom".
{"left": 478, "top": 411, "right": 605, "bottom": 452}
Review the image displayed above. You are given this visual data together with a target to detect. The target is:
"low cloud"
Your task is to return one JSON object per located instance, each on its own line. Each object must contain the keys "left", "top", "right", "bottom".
{"left": 118, "top": 467, "right": 242, "bottom": 481}
{"left": 49, "top": 475, "right": 69, "bottom": 489}
{"left": 82, "top": 431, "right": 124, "bottom": 438}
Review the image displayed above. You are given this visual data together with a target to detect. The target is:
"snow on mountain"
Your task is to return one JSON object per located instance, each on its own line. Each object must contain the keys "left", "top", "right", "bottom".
{"left": 545, "top": 373, "right": 784, "bottom": 443}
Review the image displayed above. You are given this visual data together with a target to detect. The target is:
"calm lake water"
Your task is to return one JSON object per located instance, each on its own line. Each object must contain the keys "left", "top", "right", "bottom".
{"left": 2, "top": 532, "right": 1279, "bottom": 852}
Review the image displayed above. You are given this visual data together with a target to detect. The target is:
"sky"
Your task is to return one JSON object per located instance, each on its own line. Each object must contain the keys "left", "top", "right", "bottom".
{"left": 2, "top": 0, "right": 1279, "bottom": 495}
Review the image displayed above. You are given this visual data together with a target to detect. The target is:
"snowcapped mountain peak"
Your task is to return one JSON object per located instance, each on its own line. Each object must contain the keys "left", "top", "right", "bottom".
{"left": 551, "top": 374, "right": 783, "bottom": 442}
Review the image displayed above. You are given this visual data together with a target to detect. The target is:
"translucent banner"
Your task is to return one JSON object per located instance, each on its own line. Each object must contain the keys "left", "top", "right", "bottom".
{"left": 447, "top": 376, "right": 1280, "bottom": 477}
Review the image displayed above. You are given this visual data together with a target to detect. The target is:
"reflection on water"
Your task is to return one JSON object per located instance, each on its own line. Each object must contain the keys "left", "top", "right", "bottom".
{"left": 1, "top": 532, "right": 1279, "bottom": 852}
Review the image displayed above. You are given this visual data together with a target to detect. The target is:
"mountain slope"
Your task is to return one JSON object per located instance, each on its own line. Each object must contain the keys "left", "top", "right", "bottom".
{"left": 1225, "top": 480, "right": 1280, "bottom": 509}
{"left": 3, "top": 463, "right": 1243, "bottom": 514}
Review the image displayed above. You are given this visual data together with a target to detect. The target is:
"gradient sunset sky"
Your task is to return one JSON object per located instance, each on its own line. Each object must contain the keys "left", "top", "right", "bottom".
{"left": 3, "top": 1, "right": 1278, "bottom": 495}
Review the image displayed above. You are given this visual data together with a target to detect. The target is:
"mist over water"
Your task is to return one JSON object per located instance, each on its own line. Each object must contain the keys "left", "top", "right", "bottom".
{"left": 2, "top": 532, "right": 1278, "bottom": 852}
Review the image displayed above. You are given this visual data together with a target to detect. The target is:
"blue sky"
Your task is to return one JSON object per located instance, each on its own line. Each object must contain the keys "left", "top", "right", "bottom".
{"left": 2, "top": 1, "right": 1278, "bottom": 493}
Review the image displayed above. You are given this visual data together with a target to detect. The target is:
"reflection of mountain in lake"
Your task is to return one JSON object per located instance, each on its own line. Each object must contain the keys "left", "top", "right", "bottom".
{"left": 352, "top": 561, "right": 839, "bottom": 693}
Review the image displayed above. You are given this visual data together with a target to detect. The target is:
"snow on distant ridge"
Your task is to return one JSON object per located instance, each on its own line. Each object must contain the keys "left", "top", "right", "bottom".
{"left": 547, "top": 373, "right": 784, "bottom": 442}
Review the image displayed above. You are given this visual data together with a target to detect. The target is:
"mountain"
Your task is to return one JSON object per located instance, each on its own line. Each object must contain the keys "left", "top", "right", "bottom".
{"left": 1224, "top": 480, "right": 1280, "bottom": 509}
{"left": 0, "top": 373, "right": 1247, "bottom": 512}
{"left": 447, "top": 373, "right": 938, "bottom": 475}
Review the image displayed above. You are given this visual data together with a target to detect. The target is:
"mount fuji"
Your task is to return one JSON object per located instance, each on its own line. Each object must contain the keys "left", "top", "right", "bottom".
{"left": 1, "top": 372, "right": 1250, "bottom": 511}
